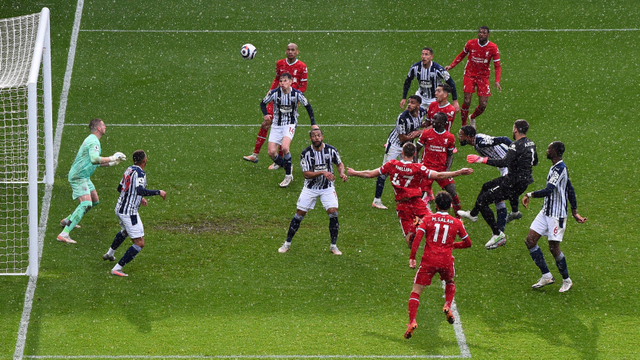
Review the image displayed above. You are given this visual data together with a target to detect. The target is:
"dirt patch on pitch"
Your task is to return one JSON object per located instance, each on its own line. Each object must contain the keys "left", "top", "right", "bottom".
{"left": 154, "top": 218, "right": 244, "bottom": 235}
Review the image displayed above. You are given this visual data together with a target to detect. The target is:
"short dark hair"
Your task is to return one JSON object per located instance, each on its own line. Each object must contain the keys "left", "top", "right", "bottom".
{"left": 402, "top": 142, "right": 416, "bottom": 157}
{"left": 279, "top": 72, "right": 293, "bottom": 80}
{"left": 460, "top": 125, "right": 476, "bottom": 137}
{"left": 432, "top": 112, "right": 447, "bottom": 124}
{"left": 309, "top": 128, "right": 323, "bottom": 136}
{"left": 479, "top": 26, "right": 490, "bottom": 33}
{"left": 550, "top": 141, "right": 565, "bottom": 158}
{"left": 439, "top": 84, "right": 452, "bottom": 95}
{"left": 422, "top": 47, "right": 433, "bottom": 55}
{"left": 132, "top": 150, "right": 146, "bottom": 165}
{"left": 408, "top": 95, "right": 422, "bottom": 104}
{"left": 89, "top": 118, "right": 103, "bottom": 132}
{"left": 435, "top": 191, "right": 452, "bottom": 211}
{"left": 514, "top": 119, "right": 529, "bottom": 134}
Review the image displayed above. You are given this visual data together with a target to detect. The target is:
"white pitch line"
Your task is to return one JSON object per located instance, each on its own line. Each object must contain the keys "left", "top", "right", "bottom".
{"left": 24, "top": 355, "right": 468, "bottom": 359}
{"left": 78, "top": 28, "right": 640, "bottom": 33}
{"left": 63, "top": 123, "right": 393, "bottom": 127}
{"left": 13, "top": 1, "right": 84, "bottom": 360}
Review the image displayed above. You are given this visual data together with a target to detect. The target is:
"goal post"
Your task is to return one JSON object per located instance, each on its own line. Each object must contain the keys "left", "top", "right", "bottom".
{"left": 0, "top": 8, "right": 53, "bottom": 276}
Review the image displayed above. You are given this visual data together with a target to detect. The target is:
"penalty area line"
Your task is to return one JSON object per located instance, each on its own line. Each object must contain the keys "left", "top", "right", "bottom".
{"left": 23, "top": 355, "right": 468, "bottom": 359}
{"left": 78, "top": 28, "right": 640, "bottom": 33}
{"left": 64, "top": 123, "right": 393, "bottom": 127}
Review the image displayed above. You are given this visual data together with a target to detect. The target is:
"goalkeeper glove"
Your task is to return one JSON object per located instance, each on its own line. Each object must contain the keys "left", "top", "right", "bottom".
{"left": 466, "top": 154, "right": 488, "bottom": 164}
{"left": 109, "top": 152, "right": 127, "bottom": 162}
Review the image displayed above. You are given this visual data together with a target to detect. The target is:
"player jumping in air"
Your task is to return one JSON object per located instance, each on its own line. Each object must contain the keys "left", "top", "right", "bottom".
{"left": 105, "top": 150, "right": 167, "bottom": 277}
{"left": 404, "top": 191, "right": 472, "bottom": 339}
{"left": 243, "top": 43, "right": 308, "bottom": 170}
{"left": 445, "top": 26, "right": 501, "bottom": 128}
{"left": 57, "top": 118, "right": 126, "bottom": 244}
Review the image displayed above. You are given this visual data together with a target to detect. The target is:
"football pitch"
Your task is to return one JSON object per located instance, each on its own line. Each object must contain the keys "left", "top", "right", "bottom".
{"left": 3, "top": 1, "right": 640, "bottom": 359}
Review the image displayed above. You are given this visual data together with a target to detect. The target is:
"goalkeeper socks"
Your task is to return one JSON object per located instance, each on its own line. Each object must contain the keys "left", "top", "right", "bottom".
{"left": 408, "top": 292, "right": 421, "bottom": 321}
{"left": 64, "top": 201, "right": 92, "bottom": 233}
{"left": 555, "top": 252, "right": 569, "bottom": 280}
{"left": 528, "top": 245, "right": 550, "bottom": 274}
{"left": 329, "top": 212, "right": 339, "bottom": 245}
{"left": 460, "top": 105, "right": 469, "bottom": 126}
{"left": 118, "top": 244, "right": 141, "bottom": 267}
{"left": 254, "top": 128, "right": 268, "bottom": 154}
{"left": 110, "top": 231, "right": 127, "bottom": 251}
{"left": 286, "top": 213, "right": 304, "bottom": 243}
{"left": 283, "top": 153, "right": 292, "bottom": 175}
{"left": 479, "top": 206, "right": 500, "bottom": 235}
{"left": 375, "top": 175, "right": 386, "bottom": 199}
{"left": 444, "top": 282, "right": 456, "bottom": 304}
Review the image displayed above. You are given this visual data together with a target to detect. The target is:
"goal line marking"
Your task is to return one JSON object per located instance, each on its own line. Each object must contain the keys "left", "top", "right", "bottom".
{"left": 13, "top": 1, "right": 85, "bottom": 360}
{"left": 79, "top": 28, "right": 640, "bottom": 33}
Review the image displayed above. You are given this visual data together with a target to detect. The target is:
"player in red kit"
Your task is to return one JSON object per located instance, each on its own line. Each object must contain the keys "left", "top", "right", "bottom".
{"left": 445, "top": 26, "right": 501, "bottom": 128}
{"left": 416, "top": 113, "right": 462, "bottom": 216}
{"left": 404, "top": 191, "right": 472, "bottom": 339}
{"left": 243, "top": 43, "right": 308, "bottom": 168}
{"left": 426, "top": 84, "right": 456, "bottom": 132}
{"left": 347, "top": 143, "right": 472, "bottom": 248}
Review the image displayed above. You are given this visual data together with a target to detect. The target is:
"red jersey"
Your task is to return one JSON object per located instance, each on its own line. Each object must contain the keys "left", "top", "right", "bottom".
{"left": 379, "top": 160, "right": 433, "bottom": 201}
{"left": 449, "top": 39, "right": 501, "bottom": 82}
{"left": 427, "top": 101, "right": 456, "bottom": 133}
{"left": 417, "top": 128, "right": 456, "bottom": 172}
{"left": 410, "top": 211, "right": 471, "bottom": 265}
{"left": 270, "top": 59, "right": 308, "bottom": 92}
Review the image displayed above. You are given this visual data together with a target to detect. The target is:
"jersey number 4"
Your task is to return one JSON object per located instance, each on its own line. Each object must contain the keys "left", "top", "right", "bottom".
{"left": 432, "top": 223, "right": 450, "bottom": 244}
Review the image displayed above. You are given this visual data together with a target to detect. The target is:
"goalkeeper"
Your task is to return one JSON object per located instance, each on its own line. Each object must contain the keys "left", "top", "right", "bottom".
{"left": 57, "top": 118, "right": 126, "bottom": 244}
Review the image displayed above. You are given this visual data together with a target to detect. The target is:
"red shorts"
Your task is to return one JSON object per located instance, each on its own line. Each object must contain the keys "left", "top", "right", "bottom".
{"left": 414, "top": 262, "right": 455, "bottom": 286}
{"left": 421, "top": 177, "right": 455, "bottom": 193}
{"left": 396, "top": 198, "right": 432, "bottom": 236}
{"left": 463, "top": 75, "right": 491, "bottom": 97}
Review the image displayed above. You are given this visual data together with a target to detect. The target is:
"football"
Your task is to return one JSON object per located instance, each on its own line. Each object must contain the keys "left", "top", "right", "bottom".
{"left": 240, "top": 44, "right": 257, "bottom": 59}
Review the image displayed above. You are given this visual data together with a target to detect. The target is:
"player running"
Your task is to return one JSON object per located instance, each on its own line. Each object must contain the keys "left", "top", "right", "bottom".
{"left": 105, "top": 150, "right": 167, "bottom": 277}
{"left": 347, "top": 142, "right": 473, "bottom": 248}
{"left": 404, "top": 191, "right": 472, "bottom": 339}
{"left": 445, "top": 26, "right": 501, "bottom": 128}
{"left": 57, "top": 118, "right": 126, "bottom": 244}
{"left": 243, "top": 43, "right": 308, "bottom": 170}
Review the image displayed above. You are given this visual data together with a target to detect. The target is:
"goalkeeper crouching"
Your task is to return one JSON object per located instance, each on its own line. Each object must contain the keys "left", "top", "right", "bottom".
{"left": 58, "top": 118, "right": 126, "bottom": 244}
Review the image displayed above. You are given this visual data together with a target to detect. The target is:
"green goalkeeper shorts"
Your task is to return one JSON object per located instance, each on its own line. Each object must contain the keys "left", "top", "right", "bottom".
{"left": 69, "top": 177, "right": 95, "bottom": 199}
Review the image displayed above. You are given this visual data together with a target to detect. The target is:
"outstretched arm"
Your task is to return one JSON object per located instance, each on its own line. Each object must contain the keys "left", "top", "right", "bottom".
{"left": 429, "top": 167, "right": 473, "bottom": 180}
{"left": 346, "top": 167, "right": 381, "bottom": 178}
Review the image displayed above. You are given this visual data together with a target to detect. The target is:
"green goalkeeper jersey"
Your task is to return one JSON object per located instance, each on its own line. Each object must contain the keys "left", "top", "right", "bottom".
{"left": 68, "top": 134, "right": 101, "bottom": 180}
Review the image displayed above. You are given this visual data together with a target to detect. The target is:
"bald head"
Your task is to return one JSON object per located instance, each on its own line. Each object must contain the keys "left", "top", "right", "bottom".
{"left": 286, "top": 43, "right": 299, "bottom": 60}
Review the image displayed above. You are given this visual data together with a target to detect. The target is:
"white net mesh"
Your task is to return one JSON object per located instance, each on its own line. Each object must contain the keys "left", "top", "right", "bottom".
{"left": 0, "top": 12, "right": 45, "bottom": 274}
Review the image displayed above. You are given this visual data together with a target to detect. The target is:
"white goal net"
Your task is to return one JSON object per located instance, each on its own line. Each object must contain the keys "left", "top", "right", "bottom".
{"left": 0, "top": 8, "right": 53, "bottom": 276}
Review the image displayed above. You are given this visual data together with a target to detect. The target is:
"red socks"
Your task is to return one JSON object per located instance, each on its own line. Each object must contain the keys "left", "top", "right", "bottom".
{"left": 408, "top": 291, "right": 421, "bottom": 321}
{"left": 253, "top": 128, "right": 268, "bottom": 155}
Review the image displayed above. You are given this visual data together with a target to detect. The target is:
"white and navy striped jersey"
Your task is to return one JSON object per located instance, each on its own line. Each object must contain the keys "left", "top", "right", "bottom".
{"left": 387, "top": 108, "right": 426, "bottom": 149}
{"left": 474, "top": 134, "right": 512, "bottom": 176}
{"left": 115, "top": 165, "right": 160, "bottom": 215}
{"left": 300, "top": 143, "right": 342, "bottom": 190}
{"left": 402, "top": 61, "right": 457, "bottom": 103}
{"left": 261, "top": 87, "right": 315, "bottom": 126}
{"left": 532, "top": 160, "right": 577, "bottom": 220}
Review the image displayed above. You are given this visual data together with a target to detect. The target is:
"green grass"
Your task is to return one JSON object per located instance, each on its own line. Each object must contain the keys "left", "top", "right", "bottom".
{"left": 2, "top": 1, "right": 640, "bottom": 359}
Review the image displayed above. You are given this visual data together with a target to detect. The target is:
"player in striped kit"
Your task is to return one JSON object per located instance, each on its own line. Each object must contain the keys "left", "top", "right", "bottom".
{"left": 260, "top": 72, "right": 318, "bottom": 188}
{"left": 446, "top": 26, "right": 501, "bottom": 128}
{"left": 458, "top": 125, "right": 512, "bottom": 235}
{"left": 522, "top": 141, "right": 587, "bottom": 292}
{"left": 401, "top": 47, "right": 459, "bottom": 112}
{"left": 372, "top": 95, "right": 426, "bottom": 210}
{"left": 104, "top": 150, "right": 167, "bottom": 277}
{"left": 278, "top": 128, "right": 347, "bottom": 255}
{"left": 243, "top": 43, "right": 308, "bottom": 169}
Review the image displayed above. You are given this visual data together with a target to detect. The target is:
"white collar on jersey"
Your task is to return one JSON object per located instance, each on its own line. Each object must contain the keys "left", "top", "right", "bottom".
{"left": 286, "top": 59, "right": 299, "bottom": 66}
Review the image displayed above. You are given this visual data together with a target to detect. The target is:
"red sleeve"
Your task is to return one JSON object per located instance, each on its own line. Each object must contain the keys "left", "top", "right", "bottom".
{"left": 378, "top": 163, "right": 390, "bottom": 176}
{"left": 298, "top": 63, "right": 308, "bottom": 92}
{"left": 493, "top": 48, "right": 501, "bottom": 82}
{"left": 410, "top": 223, "right": 426, "bottom": 260}
{"left": 447, "top": 133, "right": 456, "bottom": 151}
{"left": 453, "top": 221, "right": 471, "bottom": 249}
{"left": 417, "top": 129, "right": 428, "bottom": 147}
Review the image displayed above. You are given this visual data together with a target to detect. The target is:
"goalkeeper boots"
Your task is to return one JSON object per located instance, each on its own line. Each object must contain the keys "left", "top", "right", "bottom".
{"left": 56, "top": 232, "right": 77, "bottom": 244}
{"left": 506, "top": 211, "right": 523, "bottom": 223}
{"left": 404, "top": 320, "right": 418, "bottom": 339}
{"left": 243, "top": 153, "right": 259, "bottom": 163}
{"left": 485, "top": 232, "right": 506, "bottom": 250}
{"left": 457, "top": 210, "right": 478, "bottom": 222}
